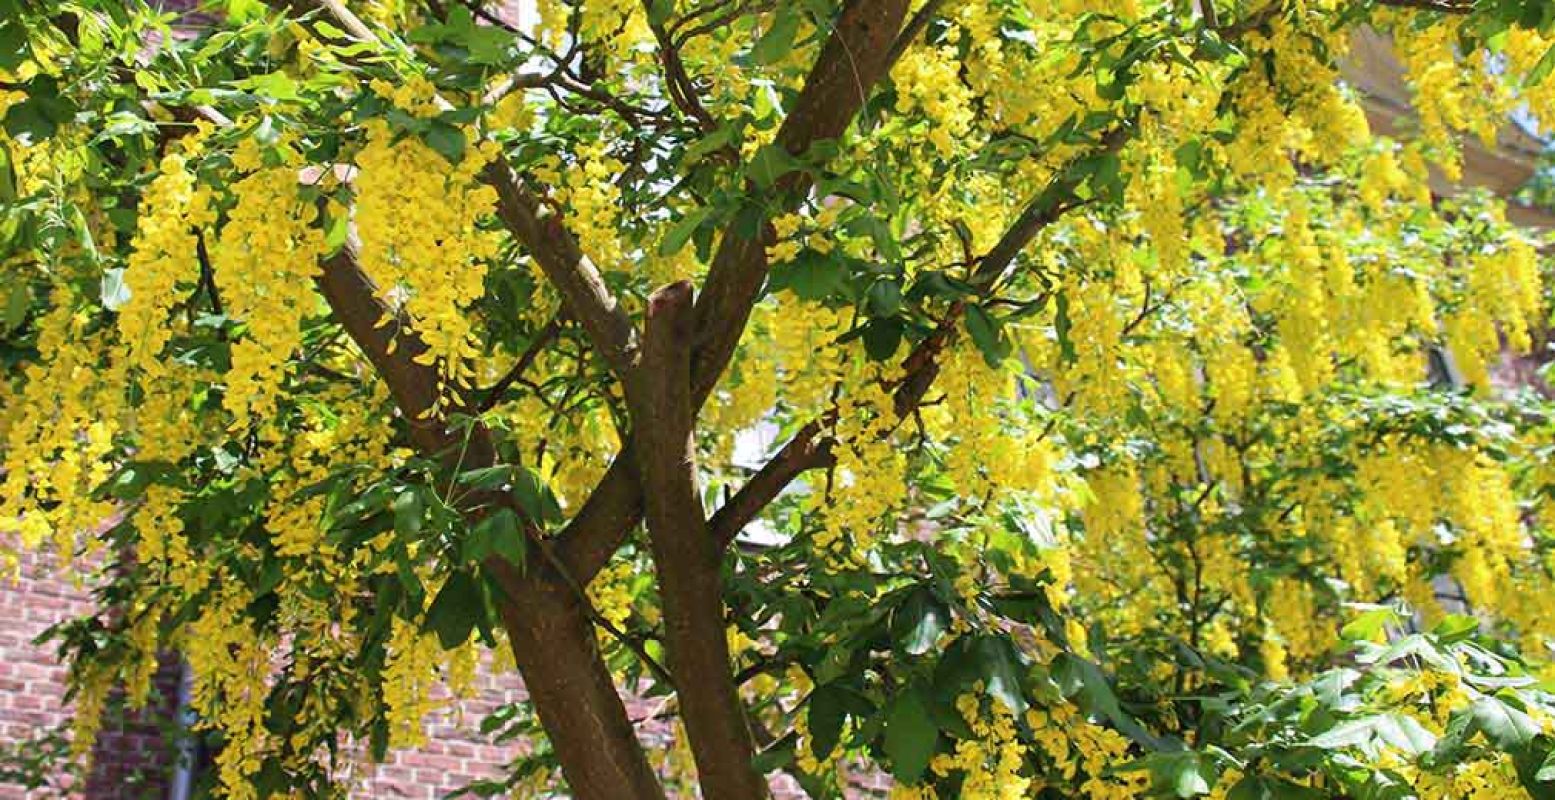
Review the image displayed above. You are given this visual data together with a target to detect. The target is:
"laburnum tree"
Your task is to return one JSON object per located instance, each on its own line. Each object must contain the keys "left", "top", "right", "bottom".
{"left": 10, "top": 0, "right": 1555, "bottom": 797}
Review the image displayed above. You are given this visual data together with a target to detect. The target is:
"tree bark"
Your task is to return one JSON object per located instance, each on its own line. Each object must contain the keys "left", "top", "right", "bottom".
{"left": 316, "top": 246, "right": 665, "bottom": 800}
{"left": 557, "top": 0, "right": 914, "bottom": 584}
{"left": 629, "top": 282, "right": 768, "bottom": 800}
{"left": 490, "top": 562, "right": 668, "bottom": 800}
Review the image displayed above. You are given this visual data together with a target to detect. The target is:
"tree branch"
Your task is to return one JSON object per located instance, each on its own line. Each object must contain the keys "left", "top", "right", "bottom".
{"left": 478, "top": 315, "right": 562, "bottom": 412}
{"left": 194, "top": 229, "right": 224, "bottom": 319}
{"left": 708, "top": 420, "right": 833, "bottom": 549}
{"left": 975, "top": 121, "right": 1134, "bottom": 289}
{"left": 629, "top": 282, "right": 767, "bottom": 800}
{"left": 702, "top": 123, "right": 1136, "bottom": 544}
{"left": 643, "top": 0, "right": 719, "bottom": 134}
{"left": 315, "top": 242, "right": 665, "bottom": 800}
{"left": 690, "top": 0, "right": 913, "bottom": 408}
{"left": 554, "top": 0, "right": 912, "bottom": 583}
{"left": 883, "top": 0, "right": 945, "bottom": 72}
{"left": 484, "top": 162, "right": 641, "bottom": 380}
{"left": 554, "top": 0, "right": 912, "bottom": 585}
{"left": 315, "top": 244, "right": 464, "bottom": 452}
{"left": 281, "top": 0, "right": 645, "bottom": 385}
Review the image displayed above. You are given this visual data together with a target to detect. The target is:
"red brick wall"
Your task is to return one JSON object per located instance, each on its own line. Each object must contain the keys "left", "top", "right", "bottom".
{"left": 0, "top": 550, "right": 102, "bottom": 799}
{"left": 0, "top": 553, "right": 880, "bottom": 799}
{"left": 0, "top": 555, "right": 535, "bottom": 800}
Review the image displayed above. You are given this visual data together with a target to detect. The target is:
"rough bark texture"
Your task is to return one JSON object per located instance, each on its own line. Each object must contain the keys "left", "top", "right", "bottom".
{"left": 490, "top": 562, "right": 668, "bottom": 800}
{"left": 557, "top": 0, "right": 914, "bottom": 583}
{"left": 316, "top": 246, "right": 665, "bottom": 800}
{"left": 630, "top": 282, "right": 768, "bottom": 800}
{"left": 690, "top": 0, "right": 913, "bottom": 407}
{"left": 486, "top": 161, "right": 640, "bottom": 379}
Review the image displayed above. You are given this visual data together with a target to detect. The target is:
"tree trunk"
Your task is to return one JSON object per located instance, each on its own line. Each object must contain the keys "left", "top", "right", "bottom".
{"left": 631, "top": 282, "right": 769, "bottom": 800}
{"left": 316, "top": 248, "right": 664, "bottom": 800}
{"left": 492, "top": 563, "right": 668, "bottom": 800}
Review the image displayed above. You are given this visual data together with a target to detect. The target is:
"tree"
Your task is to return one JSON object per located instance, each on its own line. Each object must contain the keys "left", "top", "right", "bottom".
{"left": 5, "top": 0, "right": 1555, "bottom": 796}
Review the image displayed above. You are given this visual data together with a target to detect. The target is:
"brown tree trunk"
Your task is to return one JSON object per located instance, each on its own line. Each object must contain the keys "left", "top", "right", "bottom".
{"left": 631, "top": 282, "right": 769, "bottom": 800}
{"left": 491, "top": 564, "right": 668, "bottom": 800}
{"left": 315, "top": 248, "right": 665, "bottom": 800}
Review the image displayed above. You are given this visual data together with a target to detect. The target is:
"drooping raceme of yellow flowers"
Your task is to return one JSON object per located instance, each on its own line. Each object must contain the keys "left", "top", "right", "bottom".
{"left": 117, "top": 153, "right": 214, "bottom": 377}
{"left": 212, "top": 156, "right": 328, "bottom": 425}
{"left": 381, "top": 615, "right": 443, "bottom": 750}
{"left": 930, "top": 692, "right": 1030, "bottom": 800}
{"left": 0, "top": 301, "right": 119, "bottom": 560}
{"left": 185, "top": 581, "right": 275, "bottom": 800}
{"left": 353, "top": 119, "right": 502, "bottom": 406}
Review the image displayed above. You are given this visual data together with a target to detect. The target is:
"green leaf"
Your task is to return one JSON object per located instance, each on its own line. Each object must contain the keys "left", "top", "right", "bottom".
{"left": 468, "top": 507, "right": 526, "bottom": 568}
{"left": 769, "top": 249, "right": 846, "bottom": 300}
{"left": 1374, "top": 713, "right": 1438, "bottom": 755}
{"left": 424, "top": 120, "right": 467, "bottom": 164}
{"left": 964, "top": 304, "right": 1009, "bottom": 366}
{"left": 4, "top": 281, "right": 27, "bottom": 333}
{"left": 422, "top": 570, "right": 482, "bottom": 649}
{"left": 685, "top": 125, "right": 737, "bottom": 162}
{"left": 747, "top": 143, "right": 798, "bottom": 189}
{"left": 4, "top": 75, "right": 76, "bottom": 143}
{"left": 101, "top": 268, "right": 131, "bottom": 311}
{"left": 892, "top": 588, "right": 948, "bottom": 656}
{"left": 1226, "top": 777, "right": 1268, "bottom": 800}
{"left": 1307, "top": 717, "right": 1378, "bottom": 751}
{"left": 973, "top": 635, "right": 1026, "bottom": 717}
{"left": 1339, "top": 604, "right": 1399, "bottom": 642}
{"left": 1052, "top": 653, "right": 1159, "bottom": 748}
{"left": 1146, "top": 752, "right": 1214, "bottom": 798}
{"left": 1526, "top": 42, "right": 1555, "bottom": 86}
{"left": 0, "top": 19, "right": 28, "bottom": 71}
{"left": 1431, "top": 613, "right": 1479, "bottom": 643}
{"left": 0, "top": 143, "right": 13, "bottom": 204}
{"left": 1054, "top": 292, "right": 1077, "bottom": 364}
{"left": 854, "top": 216, "right": 901, "bottom": 263}
{"left": 884, "top": 687, "right": 937, "bottom": 783}
{"left": 751, "top": 9, "right": 800, "bottom": 65}
{"left": 647, "top": 0, "right": 675, "bottom": 27}
{"left": 325, "top": 207, "right": 350, "bottom": 253}
{"left": 511, "top": 467, "right": 562, "bottom": 526}
{"left": 457, "top": 465, "right": 513, "bottom": 491}
{"left": 659, "top": 208, "right": 712, "bottom": 257}
{"left": 808, "top": 684, "right": 848, "bottom": 759}
{"left": 1535, "top": 749, "right": 1555, "bottom": 782}
{"left": 242, "top": 71, "right": 299, "bottom": 101}
{"left": 1470, "top": 695, "right": 1540, "bottom": 751}
{"left": 861, "top": 318, "right": 903, "bottom": 362}
{"left": 866, "top": 279, "right": 903, "bottom": 317}
{"left": 907, "top": 270, "right": 976, "bottom": 302}
{"left": 89, "top": 112, "right": 159, "bottom": 145}
{"left": 1429, "top": 707, "right": 1476, "bottom": 765}
{"left": 392, "top": 489, "right": 424, "bottom": 536}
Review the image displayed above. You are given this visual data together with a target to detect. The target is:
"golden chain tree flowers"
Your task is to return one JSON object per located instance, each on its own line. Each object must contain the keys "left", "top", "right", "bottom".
{"left": 5, "top": 0, "right": 1555, "bottom": 799}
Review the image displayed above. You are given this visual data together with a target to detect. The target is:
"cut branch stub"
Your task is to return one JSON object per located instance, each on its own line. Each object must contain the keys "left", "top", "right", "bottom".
{"left": 630, "top": 281, "right": 769, "bottom": 800}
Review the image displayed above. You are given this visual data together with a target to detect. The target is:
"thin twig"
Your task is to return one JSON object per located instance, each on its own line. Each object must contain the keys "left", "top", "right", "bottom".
{"left": 478, "top": 317, "right": 562, "bottom": 412}
{"left": 884, "top": 0, "right": 945, "bottom": 71}
{"left": 194, "top": 229, "right": 225, "bottom": 319}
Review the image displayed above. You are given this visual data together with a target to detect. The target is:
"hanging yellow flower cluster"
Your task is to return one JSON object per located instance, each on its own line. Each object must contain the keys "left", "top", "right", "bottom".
{"left": 353, "top": 119, "right": 502, "bottom": 407}
{"left": 212, "top": 158, "right": 327, "bottom": 425}
{"left": 0, "top": 301, "right": 119, "bottom": 559}
{"left": 117, "top": 153, "right": 212, "bottom": 377}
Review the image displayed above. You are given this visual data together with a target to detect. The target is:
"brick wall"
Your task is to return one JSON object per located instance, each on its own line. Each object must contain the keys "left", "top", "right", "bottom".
{"left": 0, "top": 555, "right": 534, "bottom": 800}
{"left": 0, "top": 557, "right": 837, "bottom": 799}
